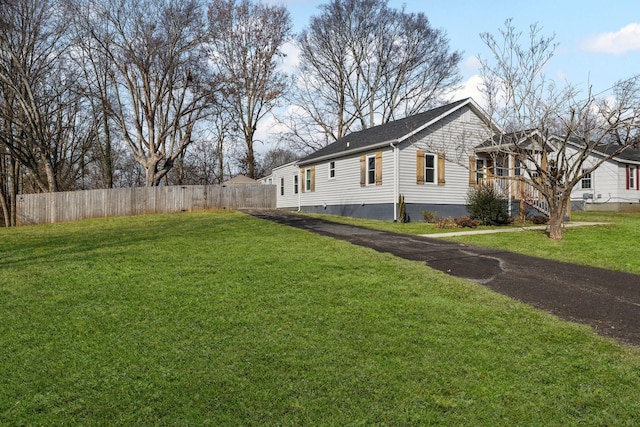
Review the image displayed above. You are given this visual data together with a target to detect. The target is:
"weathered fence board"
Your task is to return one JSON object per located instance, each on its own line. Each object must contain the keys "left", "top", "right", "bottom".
{"left": 16, "top": 184, "right": 276, "bottom": 226}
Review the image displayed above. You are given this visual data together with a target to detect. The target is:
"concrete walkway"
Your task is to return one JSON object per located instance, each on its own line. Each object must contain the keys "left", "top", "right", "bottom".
{"left": 243, "top": 210, "right": 640, "bottom": 346}
{"left": 419, "top": 222, "right": 610, "bottom": 238}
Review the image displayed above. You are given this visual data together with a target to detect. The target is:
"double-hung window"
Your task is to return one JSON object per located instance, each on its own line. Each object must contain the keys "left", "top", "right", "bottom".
{"left": 329, "top": 161, "right": 335, "bottom": 179}
{"left": 581, "top": 170, "right": 592, "bottom": 189}
{"left": 367, "top": 156, "right": 376, "bottom": 185}
{"left": 425, "top": 153, "right": 436, "bottom": 184}
{"left": 476, "top": 159, "right": 486, "bottom": 184}
{"left": 630, "top": 166, "right": 636, "bottom": 189}
{"left": 305, "top": 168, "right": 312, "bottom": 191}
{"left": 293, "top": 175, "right": 298, "bottom": 194}
{"left": 280, "top": 177, "right": 285, "bottom": 195}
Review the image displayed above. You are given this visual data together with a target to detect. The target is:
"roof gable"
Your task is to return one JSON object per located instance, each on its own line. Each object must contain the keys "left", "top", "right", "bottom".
{"left": 298, "top": 98, "right": 489, "bottom": 165}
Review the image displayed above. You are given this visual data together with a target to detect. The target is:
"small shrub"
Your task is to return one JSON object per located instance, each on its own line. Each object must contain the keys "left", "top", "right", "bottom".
{"left": 466, "top": 184, "right": 510, "bottom": 225}
{"left": 530, "top": 215, "right": 549, "bottom": 225}
{"left": 398, "top": 194, "right": 407, "bottom": 223}
{"left": 421, "top": 210, "right": 436, "bottom": 223}
{"left": 435, "top": 217, "right": 458, "bottom": 229}
{"left": 454, "top": 216, "right": 480, "bottom": 228}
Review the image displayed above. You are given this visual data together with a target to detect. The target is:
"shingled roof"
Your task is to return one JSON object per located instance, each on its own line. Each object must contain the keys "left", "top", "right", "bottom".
{"left": 298, "top": 98, "right": 475, "bottom": 165}
{"left": 591, "top": 143, "right": 640, "bottom": 163}
{"left": 477, "top": 131, "right": 640, "bottom": 164}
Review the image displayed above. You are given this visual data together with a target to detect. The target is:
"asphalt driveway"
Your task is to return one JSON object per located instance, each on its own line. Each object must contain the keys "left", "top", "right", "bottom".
{"left": 243, "top": 209, "right": 640, "bottom": 346}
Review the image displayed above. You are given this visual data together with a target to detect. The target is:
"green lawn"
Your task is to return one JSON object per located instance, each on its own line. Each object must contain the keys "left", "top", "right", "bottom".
{"left": 1, "top": 211, "right": 640, "bottom": 425}
{"left": 307, "top": 210, "right": 640, "bottom": 275}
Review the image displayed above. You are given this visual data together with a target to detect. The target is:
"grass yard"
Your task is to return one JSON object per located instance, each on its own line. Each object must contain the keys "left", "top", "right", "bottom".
{"left": 2, "top": 210, "right": 640, "bottom": 425}
{"left": 308, "top": 211, "right": 640, "bottom": 275}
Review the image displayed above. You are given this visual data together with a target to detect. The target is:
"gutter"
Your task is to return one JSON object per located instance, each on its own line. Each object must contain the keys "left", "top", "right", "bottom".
{"left": 390, "top": 141, "right": 399, "bottom": 221}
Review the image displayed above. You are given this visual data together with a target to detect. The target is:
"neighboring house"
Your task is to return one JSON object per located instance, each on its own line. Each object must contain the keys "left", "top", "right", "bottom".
{"left": 223, "top": 175, "right": 259, "bottom": 185}
{"left": 568, "top": 143, "right": 640, "bottom": 212}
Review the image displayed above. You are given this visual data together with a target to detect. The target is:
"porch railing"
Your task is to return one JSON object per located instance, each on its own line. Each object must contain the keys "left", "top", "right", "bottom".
{"left": 478, "top": 177, "right": 550, "bottom": 217}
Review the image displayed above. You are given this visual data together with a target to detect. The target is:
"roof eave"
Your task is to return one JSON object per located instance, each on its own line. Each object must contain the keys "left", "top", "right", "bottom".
{"left": 297, "top": 139, "right": 399, "bottom": 166}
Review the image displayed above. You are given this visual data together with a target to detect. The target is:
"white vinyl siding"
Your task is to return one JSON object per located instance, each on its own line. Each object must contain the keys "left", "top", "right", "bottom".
{"left": 266, "top": 162, "right": 300, "bottom": 208}
{"left": 299, "top": 149, "right": 395, "bottom": 208}
{"left": 399, "top": 106, "right": 489, "bottom": 205}
{"left": 299, "top": 104, "right": 492, "bottom": 211}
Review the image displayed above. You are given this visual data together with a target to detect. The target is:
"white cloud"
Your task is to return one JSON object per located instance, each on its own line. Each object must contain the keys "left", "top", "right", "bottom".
{"left": 462, "top": 55, "right": 482, "bottom": 72}
{"left": 279, "top": 41, "right": 301, "bottom": 75}
{"left": 581, "top": 23, "right": 640, "bottom": 54}
{"left": 451, "top": 74, "right": 486, "bottom": 106}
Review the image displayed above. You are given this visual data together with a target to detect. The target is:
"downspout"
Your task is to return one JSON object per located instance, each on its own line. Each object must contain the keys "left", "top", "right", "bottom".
{"left": 390, "top": 142, "right": 398, "bottom": 221}
{"left": 297, "top": 168, "right": 301, "bottom": 212}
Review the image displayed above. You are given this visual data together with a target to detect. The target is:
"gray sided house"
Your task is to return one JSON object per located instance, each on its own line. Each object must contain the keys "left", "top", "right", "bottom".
{"left": 262, "top": 98, "right": 640, "bottom": 220}
{"left": 294, "top": 98, "right": 498, "bottom": 221}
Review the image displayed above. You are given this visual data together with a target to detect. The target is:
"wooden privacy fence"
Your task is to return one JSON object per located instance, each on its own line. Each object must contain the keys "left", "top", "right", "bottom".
{"left": 16, "top": 184, "right": 277, "bottom": 226}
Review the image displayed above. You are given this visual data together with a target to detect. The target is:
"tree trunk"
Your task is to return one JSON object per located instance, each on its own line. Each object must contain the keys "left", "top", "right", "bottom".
{"left": 548, "top": 207, "right": 564, "bottom": 241}
{"left": 246, "top": 136, "right": 255, "bottom": 179}
{"left": 42, "top": 156, "right": 58, "bottom": 192}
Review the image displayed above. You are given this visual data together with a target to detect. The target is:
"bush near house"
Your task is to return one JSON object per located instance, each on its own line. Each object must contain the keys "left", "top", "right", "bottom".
{"left": 467, "top": 184, "right": 510, "bottom": 225}
{"left": 455, "top": 216, "right": 481, "bottom": 228}
{"left": 421, "top": 210, "right": 436, "bottom": 223}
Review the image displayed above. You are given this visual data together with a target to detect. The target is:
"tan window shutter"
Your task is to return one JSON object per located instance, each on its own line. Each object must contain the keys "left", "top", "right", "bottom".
{"left": 437, "top": 152, "right": 445, "bottom": 186}
{"left": 469, "top": 156, "right": 476, "bottom": 187}
{"left": 301, "top": 169, "right": 305, "bottom": 193}
{"left": 360, "top": 155, "right": 366, "bottom": 187}
{"left": 375, "top": 152, "right": 382, "bottom": 185}
{"left": 310, "top": 165, "right": 315, "bottom": 192}
{"left": 416, "top": 150, "right": 425, "bottom": 184}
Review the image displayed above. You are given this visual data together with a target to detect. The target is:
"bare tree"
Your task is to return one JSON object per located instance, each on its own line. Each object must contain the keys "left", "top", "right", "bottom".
{"left": 72, "top": 0, "right": 213, "bottom": 187}
{"left": 479, "top": 20, "right": 640, "bottom": 240}
{"left": 207, "top": 0, "right": 292, "bottom": 179}
{"left": 67, "top": 2, "right": 119, "bottom": 189}
{"left": 258, "top": 147, "right": 299, "bottom": 177}
{"left": 0, "top": 0, "right": 85, "bottom": 194}
{"left": 284, "top": 0, "right": 461, "bottom": 152}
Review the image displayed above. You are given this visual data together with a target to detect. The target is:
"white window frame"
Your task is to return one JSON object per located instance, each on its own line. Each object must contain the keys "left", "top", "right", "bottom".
{"left": 293, "top": 174, "right": 298, "bottom": 194}
{"left": 280, "top": 177, "right": 285, "bottom": 195}
{"left": 425, "top": 153, "right": 436, "bottom": 184}
{"left": 329, "top": 161, "right": 336, "bottom": 179}
{"left": 366, "top": 155, "right": 376, "bottom": 185}
{"left": 581, "top": 170, "right": 592, "bottom": 189}
{"left": 630, "top": 166, "right": 636, "bottom": 189}
{"left": 305, "top": 168, "right": 312, "bottom": 191}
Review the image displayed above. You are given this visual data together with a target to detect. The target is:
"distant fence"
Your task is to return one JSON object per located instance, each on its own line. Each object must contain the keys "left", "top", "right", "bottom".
{"left": 16, "top": 184, "right": 276, "bottom": 226}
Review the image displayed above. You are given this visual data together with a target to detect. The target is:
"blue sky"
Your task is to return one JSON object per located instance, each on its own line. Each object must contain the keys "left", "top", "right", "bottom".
{"left": 280, "top": 0, "right": 640, "bottom": 100}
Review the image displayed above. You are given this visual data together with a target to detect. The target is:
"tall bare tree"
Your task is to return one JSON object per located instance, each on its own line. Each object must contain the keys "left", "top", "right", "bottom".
{"left": 67, "top": 2, "right": 119, "bottom": 189}
{"left": 0, "top": 0, "right": 82, "bottom": 194}
{"left": 71, "top": 0, "right": 213, "bottom": 187}
{"left": 208, "top": 0, "right": 292, "bottom": 179}
{"left": 479, "top": 20, "right": 640, "bottom": 240}
{"left": 284, "top": 0, "right": 462, "bottom": 152}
